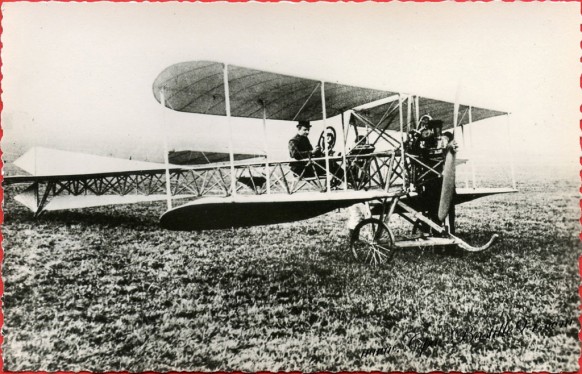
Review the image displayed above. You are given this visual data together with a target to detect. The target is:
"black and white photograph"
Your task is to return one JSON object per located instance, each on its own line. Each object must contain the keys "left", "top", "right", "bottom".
{"left": 1, "top": 2, "right": 579, "bottom": 372}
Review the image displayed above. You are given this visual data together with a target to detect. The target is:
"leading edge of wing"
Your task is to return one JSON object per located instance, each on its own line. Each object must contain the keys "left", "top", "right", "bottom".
{"left": 160, "top": 190, "right": 395, "bottom": 231}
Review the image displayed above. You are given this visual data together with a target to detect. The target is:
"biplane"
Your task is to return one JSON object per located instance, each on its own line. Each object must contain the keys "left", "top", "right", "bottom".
{"left": 4, "top": 61, "right": 517, "bottom": 264}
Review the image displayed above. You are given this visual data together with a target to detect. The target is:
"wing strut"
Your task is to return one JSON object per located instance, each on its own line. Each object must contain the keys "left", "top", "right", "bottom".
{"left": 340, "top": 112, "right": 348, "bottom": 191}
{"left": 505, "top": 114, "right": 516, "bottom": 190}
{"left": 224, "top": 64, "right": 236, "bottom": 197}
{"left": 261, "top": 102, "right": 271, "bottom": 194}
{"left": 161, "top": 89, "right": 173, "bottom": 210}
{"left": 460, "top": 124, "right": 469, "bottom": 188}
{"left": 468, "top": 106, "right": 477, "bottom": 189}
{"left": 406, "top": 95, "right": 412, "bottom": 133}
{"left": 398, "top": 95, "right": 407, "bottom": 187}
{"left": 414, "top": 96, "right": 420, "bottom": 128}
{"left": 321, "top": 81, "right": 331, "bottom": 193}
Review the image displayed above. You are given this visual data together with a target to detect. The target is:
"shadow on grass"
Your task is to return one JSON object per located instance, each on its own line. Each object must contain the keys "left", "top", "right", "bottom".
{"left": 5, "top": 203, "right": 163, "bottom": 230}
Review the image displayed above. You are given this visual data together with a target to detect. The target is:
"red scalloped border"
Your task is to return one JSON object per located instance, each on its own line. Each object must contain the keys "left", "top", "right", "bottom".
{"left": 0, "top": 1, "right": 578, "bottom": 374}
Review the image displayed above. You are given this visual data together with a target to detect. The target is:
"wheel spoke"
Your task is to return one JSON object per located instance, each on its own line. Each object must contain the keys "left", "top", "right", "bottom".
{"left": 374, "top": 247, "right": 387, "bottom": 259}
{"left": 368, "top": 244, "right": 377, "bottom": 259}
{"left": 350, "top": 218, "right": 395, "bottom": 266}
{"left": 370, "top": 246, "right": 378, "bottom": 265}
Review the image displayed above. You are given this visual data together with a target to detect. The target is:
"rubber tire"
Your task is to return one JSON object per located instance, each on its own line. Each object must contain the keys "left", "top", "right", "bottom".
{"left": 350, "top": 218, "right": 396, "bottom": 265}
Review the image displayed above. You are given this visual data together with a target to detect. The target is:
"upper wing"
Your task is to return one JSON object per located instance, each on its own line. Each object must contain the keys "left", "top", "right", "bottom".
{"left": 354, "top": 97, "right": 508, "bottom": 132}
{"left": 153, "top": 60, "right": 507, "bottom": 127}
{"left": 153, "top": 61, "right": 397, "bottom": 122}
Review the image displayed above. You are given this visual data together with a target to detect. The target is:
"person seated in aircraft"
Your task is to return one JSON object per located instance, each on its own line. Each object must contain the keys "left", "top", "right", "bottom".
{"left": 418, "top": 114, "right": 432, "bottom": 130}
{"left": 415, "top": 119, "right": 458, "bottom": 228}
{"left": 418, "top": 119, "right": 452, "bottom": 161}
{"left": 288, "top": 122, "right": 345, "bottom": 187}
{"left": 316, "top": 128, "right": 345, "bottom": 186}
{"left": 406, "top": 114, "right": 432, "bottom": 156}
{"left": 347, "top": 135, "right": 375, "bottom": 187}
{"left": 289, "top": 120, "right": 322, "bottom": 178}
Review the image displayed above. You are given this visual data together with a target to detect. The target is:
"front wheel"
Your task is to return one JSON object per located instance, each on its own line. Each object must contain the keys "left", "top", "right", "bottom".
{"left": 350, "top": 218, "right": 396, "bottom": 265}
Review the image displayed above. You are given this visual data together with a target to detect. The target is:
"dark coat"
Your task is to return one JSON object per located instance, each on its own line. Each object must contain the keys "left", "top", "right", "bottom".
{"left": 289, "top": 134, "right": 314, "bottom": 160}
{"left": 288, "top": 134, "right": 318, "bottom": 177}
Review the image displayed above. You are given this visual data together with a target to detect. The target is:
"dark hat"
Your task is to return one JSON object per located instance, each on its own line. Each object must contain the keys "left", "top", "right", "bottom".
{"left": 297, "top": 120, "right": 311, "bottom": 129}
{"left": 427, "top": 119, "right": 443, "bottom": 129}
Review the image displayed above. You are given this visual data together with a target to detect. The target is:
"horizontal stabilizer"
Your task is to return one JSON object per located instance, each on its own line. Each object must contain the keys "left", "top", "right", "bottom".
{"left": 14, "top": 183, "right": 39, "bottom": 212}
{"left": 13, "top": 147, "right": 182, "bottom": 178}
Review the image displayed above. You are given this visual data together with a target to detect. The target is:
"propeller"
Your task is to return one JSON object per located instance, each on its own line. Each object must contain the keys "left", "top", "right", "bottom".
{"left": 437, "top": 84, "right": 460, "bottom": 222}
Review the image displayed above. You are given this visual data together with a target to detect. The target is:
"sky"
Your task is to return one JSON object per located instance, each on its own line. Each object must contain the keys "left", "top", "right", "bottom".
{"left": 1, "top": 2, "right": 579, "bottom": 179}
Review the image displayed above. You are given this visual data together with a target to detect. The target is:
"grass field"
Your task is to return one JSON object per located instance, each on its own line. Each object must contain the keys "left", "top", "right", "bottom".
{"left": 2, "top": 175, "right": 579, "bottom": 372}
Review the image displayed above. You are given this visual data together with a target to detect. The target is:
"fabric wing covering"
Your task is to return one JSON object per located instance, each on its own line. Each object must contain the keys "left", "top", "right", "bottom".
{"left": 356, "top": 97, "right": 508, "bottom": 132}
{"left": 153, "top": 60, "right": 507, "bottom": 126}
{"left": 168, "top": 150, "right": 262, "bottom": 165}
{"left": 153, "top": 61, "right": 396, "bottom": 121}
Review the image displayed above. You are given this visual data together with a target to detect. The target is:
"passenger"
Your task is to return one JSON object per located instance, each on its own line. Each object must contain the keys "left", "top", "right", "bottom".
{"left": 317, "top": 128, "right": 344, "bottom": 187}
{"left": 406, "top": 114, "right": 432, "bottom": 156}
{"left": 347, "top": 135, "right": 374, "bottom": 187}
{"left": 419, "top": 119, "right": 449, "bottom": 160}
{"left": 418, "top": 114, "right": 432, "bottom": 131}
{"left": 322, "top": 130, "right": 337, "bottom": 156}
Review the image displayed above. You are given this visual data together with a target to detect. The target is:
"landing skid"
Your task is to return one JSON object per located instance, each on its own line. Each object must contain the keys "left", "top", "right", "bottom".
{"left": 395, "top": 201, "right": 498, "bottom": 252}
{"left": 449, "top": 233, "right": 498, "bottom": 252}
{"left": 349, "top": 199, "right": 499, "bottom": 265}
{"left": 393, "top": 233, "right": 498, "bottom": 252}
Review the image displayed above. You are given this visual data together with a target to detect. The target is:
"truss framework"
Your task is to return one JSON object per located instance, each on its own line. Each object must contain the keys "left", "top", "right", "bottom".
{"left": 21, "top": 152, "right": 407, "bottom": 216}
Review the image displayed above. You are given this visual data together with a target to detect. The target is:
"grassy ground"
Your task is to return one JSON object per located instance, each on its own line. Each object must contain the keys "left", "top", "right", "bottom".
{"left": 1, "top": 177, "right": 579, "bottom": 372}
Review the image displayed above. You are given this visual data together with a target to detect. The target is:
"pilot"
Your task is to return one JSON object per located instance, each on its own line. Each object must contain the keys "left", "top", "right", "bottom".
{"left": 289, "top": 120, "right": 322, "bottom": 177}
